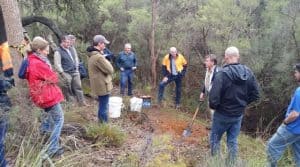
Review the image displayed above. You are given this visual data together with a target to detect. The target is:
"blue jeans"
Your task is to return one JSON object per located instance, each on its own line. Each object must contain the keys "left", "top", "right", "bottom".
{"left": 120, "top": 69, "right": 134, "bottom": 96}
{"left": 98, "top": 95, "right": 109, "bottom": 123}
{"left": 0, "top": 114, "right": 7, "bottom": 167}
{"left": 157, "top": 75, "right": 182, "bottom": 105}
{"left": 0, "top": 94, "right": 10, "bottom": 167}
{"left": 41, "top": 103, "right": 64, "bottom": 156}
{"left": 266, "top": 124, "right": 300, "bottom": 167}
{"left": 210, "top": 112, "right": 243, "bottom": 163}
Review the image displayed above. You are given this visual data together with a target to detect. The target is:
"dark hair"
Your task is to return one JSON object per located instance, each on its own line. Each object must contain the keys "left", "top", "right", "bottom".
{"left": 294, "top": 64, "right": 300, "bottom": 72}
{"left": 59, "top": 35, "right": 69, "bottom": 43}
{"left": 205, "top": 54, "right": 217, "bottom": 65}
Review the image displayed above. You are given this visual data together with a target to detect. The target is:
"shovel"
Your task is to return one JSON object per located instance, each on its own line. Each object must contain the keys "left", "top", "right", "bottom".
{"left": 182, "top": 102, "right": 202, "bottom": 137}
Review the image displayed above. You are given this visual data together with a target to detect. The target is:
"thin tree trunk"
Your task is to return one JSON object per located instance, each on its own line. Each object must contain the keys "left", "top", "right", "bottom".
{"left": 150, "top": 0, "right": 158, "bottom": 88}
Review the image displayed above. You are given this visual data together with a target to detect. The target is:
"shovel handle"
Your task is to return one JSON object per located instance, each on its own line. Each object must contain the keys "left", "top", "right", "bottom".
{"left": 190, "top": 102, "right": 203, "bottom": 126}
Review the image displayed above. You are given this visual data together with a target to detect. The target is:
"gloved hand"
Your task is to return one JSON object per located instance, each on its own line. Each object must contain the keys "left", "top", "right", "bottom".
{"left": 0, "top": 78, "right": 14, "bottom": 92}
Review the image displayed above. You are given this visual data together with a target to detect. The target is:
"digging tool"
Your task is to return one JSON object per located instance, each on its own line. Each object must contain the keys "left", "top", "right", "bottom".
{"left": 182, "top": 102, "right": 203, "bottom": 137}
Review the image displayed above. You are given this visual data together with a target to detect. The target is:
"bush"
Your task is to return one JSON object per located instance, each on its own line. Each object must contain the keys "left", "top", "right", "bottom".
{"left": 85, "top": 123, "right": 126, "bottom": 147}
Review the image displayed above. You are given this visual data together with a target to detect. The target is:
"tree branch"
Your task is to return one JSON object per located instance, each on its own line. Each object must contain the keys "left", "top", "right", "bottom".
{"left": 21, "top": 15, "right": 64, "bottom": 40}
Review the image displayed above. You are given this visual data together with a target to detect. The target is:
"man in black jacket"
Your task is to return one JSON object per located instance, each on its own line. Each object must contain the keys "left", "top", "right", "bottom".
{"left": 209, "top": 46, "right": 259, "bottom": 164}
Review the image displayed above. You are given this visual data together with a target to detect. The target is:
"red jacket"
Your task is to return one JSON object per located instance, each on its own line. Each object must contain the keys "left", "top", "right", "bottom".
{"left": 26, "top": 52, "right": 64, "bottom": 108}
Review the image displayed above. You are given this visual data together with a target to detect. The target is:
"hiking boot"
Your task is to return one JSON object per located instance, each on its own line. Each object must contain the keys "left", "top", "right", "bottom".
{"left": 175, "top": 104, "right": 180, "bottom": 110}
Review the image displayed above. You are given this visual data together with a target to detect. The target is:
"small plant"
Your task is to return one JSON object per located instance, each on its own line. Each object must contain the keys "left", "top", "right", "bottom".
{"left": 85, "top": 123, "right": 126, "bottom": 147}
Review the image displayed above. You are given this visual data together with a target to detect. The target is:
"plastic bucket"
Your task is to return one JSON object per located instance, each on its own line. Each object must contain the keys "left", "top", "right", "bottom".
{"left": 130, "top": 97, "right": 143, "bottom": 112}
{"left": 141, "top": 96, "right": 151, "bottom": 109}
{"left": 108, "top": 96, "right": 123, "bottom": 118}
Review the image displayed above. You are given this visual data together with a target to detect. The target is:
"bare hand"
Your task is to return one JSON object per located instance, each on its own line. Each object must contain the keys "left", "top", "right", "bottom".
{"left": 284, "top": 111, "right": 300, "bottom": 124}
{"left": 162, "top": 77, "right": 168, "bottom": 83}
{"left": 199, "top": 93, "right": 205, "bottom": 101}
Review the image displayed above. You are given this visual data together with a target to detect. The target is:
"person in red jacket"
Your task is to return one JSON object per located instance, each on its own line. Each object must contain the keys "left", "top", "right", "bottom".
{"left": 26, "top": 36, "right": 64, "bottom": 158}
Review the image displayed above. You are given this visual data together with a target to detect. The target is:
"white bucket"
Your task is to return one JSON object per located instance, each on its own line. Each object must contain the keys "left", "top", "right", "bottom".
{"left": 130, "top": 97, "right": 143, "bottom": 112}
{"left": 108, "top": 96, "right": 123, "bottom": 118}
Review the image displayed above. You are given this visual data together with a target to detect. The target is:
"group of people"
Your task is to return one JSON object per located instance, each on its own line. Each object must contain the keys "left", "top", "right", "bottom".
{"left": 196, "top": 47, "right": 300, "bottom": 167}
{"left": 1, "top": 10, "right": 300, "bottom": 167}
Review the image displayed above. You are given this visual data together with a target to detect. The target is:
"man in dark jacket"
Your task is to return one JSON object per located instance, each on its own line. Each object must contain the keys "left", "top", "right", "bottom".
{"left": 0, "top": 6, "right": 14, "bottom": 167}
{"left": 54, "top": 35, "right": 88, "bottom": 106}
{"left": 209, "top": 46, "right": 259, "bottom": 164}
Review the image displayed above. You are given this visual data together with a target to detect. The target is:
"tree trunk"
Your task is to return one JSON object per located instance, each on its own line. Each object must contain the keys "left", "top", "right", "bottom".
{"left": 22, "top": 16, "right": 63, "bottom": 40}
{"left": 1, "top": 0, "right": 23, "bottom": 47}
{"left": 150, "top": 0, "right": 159, "bottom": 88}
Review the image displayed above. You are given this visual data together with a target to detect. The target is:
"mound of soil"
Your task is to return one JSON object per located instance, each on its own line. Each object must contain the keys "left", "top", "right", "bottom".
{"left": 146, "top": 109, "right": 209, "bottom": 144}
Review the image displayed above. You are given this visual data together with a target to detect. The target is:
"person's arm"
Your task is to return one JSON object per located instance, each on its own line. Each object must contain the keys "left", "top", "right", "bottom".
{"left": 116, "top": 53, "right": 123, "bottom": 71}
{"left": 73, "top": 47, "right": 79, "bottom": 70}
{"left": 209, "top": 72, "right": 223, "bottom": 110}
{"left": 53, "top": 51, "right": 64, "bottom": 73}
{"left": 133, "top": 53, "right": 137, "bottom": 67}
{"left": 95, "top": 56, "right": 114, "bottom": 75}
{"left": 284, "top": 89, "right": 300, "bottom": 124}
{"left": 284, "top": 111, "right": 300, "bottom": 124}
{"left": 247, "top": 74, "right": 260, "bottom": 104}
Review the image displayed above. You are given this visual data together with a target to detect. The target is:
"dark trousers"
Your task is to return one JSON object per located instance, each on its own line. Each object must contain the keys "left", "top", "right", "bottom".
{"left": 0, "top": 94, "right": 10, "bottom": 167}
{"left": 157, "top": 75, "right": 182, "bottom": 105}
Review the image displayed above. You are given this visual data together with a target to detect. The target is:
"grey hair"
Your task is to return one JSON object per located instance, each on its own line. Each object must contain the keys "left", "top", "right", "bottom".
{"left": 225, "top": 46, "right": 239, "bottom": 57}
{"left": 124, "top": 43, "right": 131, "bottom": 49}
{"left": 169, "top": 47, "right": 177, "bottom": 53}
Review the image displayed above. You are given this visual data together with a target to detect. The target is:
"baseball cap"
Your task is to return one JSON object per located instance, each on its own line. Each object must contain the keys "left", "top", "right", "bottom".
{"left": 93, "top": 35, "right": 110, "bottom": 44}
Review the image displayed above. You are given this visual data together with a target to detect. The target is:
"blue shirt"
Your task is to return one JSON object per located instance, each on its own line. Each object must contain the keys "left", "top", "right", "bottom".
{"left": 116, "top": 51, "right": 137, "bottom": 69}
{"left": 286, "top": 87, "right": 300, "bottom": 134}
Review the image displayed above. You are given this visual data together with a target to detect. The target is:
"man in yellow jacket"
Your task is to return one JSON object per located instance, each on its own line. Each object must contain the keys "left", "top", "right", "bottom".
{"left": 0, "top": 6, "right": 14, "bottom": 167}
{"left": 157, "top": 47, "right": 187, "bottom": 109}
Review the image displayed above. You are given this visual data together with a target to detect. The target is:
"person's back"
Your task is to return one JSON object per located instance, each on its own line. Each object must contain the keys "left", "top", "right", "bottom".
{"left": 209, "top": 63, "right": 259, "bottom": 117}
{"left": 208, "top": 46, "right": 259, "bottom": 165}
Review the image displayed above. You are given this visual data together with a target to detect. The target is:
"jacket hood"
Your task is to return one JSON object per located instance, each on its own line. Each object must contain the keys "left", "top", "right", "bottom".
{"left": 86, "top": 46, "right": 100, "bottom": 57}
{"left": 223, "top": 63, "right": 251, "bottom": 84}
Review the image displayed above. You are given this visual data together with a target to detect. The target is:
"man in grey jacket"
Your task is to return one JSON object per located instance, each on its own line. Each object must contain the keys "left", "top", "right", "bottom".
{"left": 54, "top": 35, "right": 88, "bottom": 106}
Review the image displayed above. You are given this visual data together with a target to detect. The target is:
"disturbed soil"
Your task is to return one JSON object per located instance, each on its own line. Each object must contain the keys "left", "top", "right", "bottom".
{"left": 58, "top": 99, "right": 210, "bottom": 167}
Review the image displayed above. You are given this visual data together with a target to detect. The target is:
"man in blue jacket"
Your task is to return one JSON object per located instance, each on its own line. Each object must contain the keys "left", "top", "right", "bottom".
{"left": 267, "top": 64, "right": 300, "bottom": 167}
{"left": 209, "top": 46, "right": 259, "bottom": 164}
{"left": 116, "top": 43, "right": 137, "bottom": 96}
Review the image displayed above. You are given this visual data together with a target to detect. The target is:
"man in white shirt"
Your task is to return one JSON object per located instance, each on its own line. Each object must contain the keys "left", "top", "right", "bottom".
{"left": 199, "top": 54, "right": 220, "bottom": 119}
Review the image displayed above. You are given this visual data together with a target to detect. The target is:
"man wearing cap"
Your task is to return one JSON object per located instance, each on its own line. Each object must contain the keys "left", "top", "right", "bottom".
{"left": 0, "top": 6, "right": 14, "bottom": 166}
{"left": 157, "top": 47, "right": 187, "bottom": 109}
{"left": 87, "top": 35, "right": 114, "bottom": 123}
{"left": 54, "top": 35, "right": 88, "bottom": 106}
{"left": 116, "top": 43, "right": 137, "bottom": 96}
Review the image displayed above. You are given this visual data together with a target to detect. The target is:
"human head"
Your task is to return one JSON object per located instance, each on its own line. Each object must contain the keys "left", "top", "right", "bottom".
{"left": 59, "top": 35, "right": 71, "bottom": 49}
{"left": 204, "top": 54, "right": 217, "bottom": 69}
{"left": 68, "top": 34, "right": 76, "bottom": 46}
{"left": 30, "top": 36, "right": 49, "bottom": 56}
{"left": 124, "top": 43, "right": 131, "bottom": 53}
{"left": 224, "top": 46, "right": 240, "bottom": 64}
{"left": 294, "top": 64, "right": 300, "bottom": 82}
{"left": 93, "top": 35, "right": 109, "bottom": 51}
{"left": 169, "top": 47, "right": 177, "bottom": 58}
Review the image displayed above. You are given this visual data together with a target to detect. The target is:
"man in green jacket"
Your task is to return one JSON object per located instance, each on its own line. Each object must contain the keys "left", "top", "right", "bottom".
{"left": 87, "top": 35, "right": 114, "bottom": 123}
